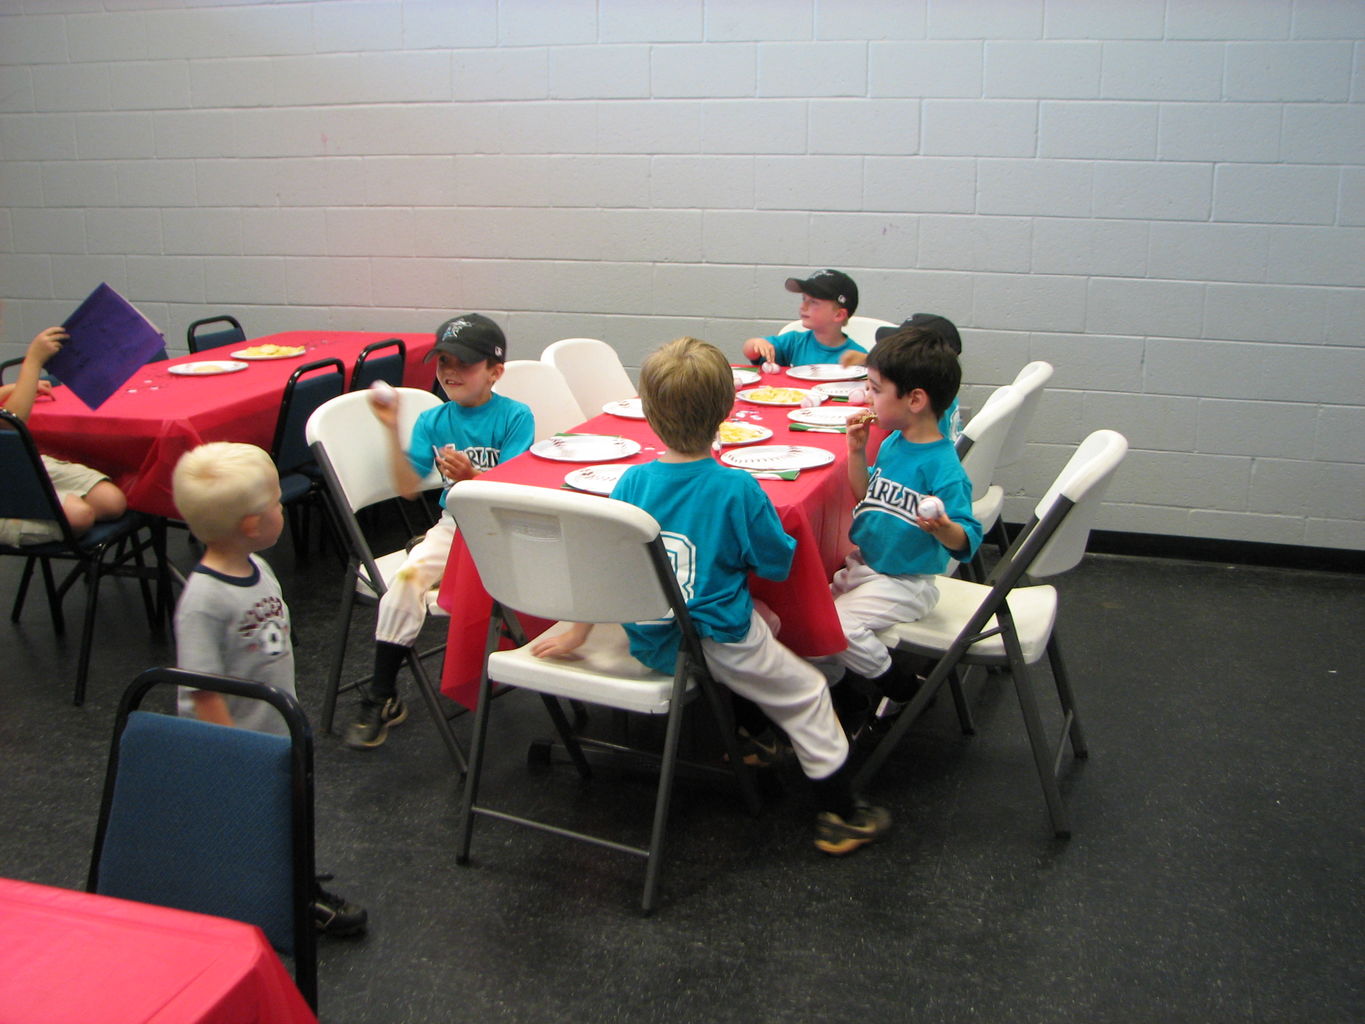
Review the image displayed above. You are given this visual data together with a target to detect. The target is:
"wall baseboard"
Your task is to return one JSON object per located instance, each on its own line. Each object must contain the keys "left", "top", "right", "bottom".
{"left": 1002, "top": 525, "right": 1365, "bottom": 575}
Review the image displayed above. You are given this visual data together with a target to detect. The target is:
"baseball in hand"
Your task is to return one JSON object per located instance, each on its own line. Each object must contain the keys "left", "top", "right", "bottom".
{"left": 917, "top": 495, "right": 944, "bottom": 520}
{"left": 762, "top": 361, "right": 780, "bottom": 375}
{"left": 370, "top": 379, "right": 397, "bottom": 406}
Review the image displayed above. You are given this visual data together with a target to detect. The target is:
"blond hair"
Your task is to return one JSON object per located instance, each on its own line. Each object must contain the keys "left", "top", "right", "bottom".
{"left": 638, "top": 337, "right": 734, "bottom": 455}
{"left": 172, "top": 442, "right": 279, "bottom": 544}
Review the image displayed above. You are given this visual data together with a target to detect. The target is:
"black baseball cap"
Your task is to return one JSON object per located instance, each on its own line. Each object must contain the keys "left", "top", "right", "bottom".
{"left": 427, "top": 313, "right": 507, "bottom": 364}
{"left": 784, "top": 269, "right": 858, "bottom": 315}
{"left": 875, "top": 313, "right": 962, "bottom": 355}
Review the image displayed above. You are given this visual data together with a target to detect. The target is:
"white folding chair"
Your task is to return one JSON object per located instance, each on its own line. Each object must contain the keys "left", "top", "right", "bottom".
{"left": 540, "top": 338, "right": 636, "bottom": 418}
{"left": 449, "top": 481, "right": 760, "bottom": 914}
{"left": 305, "top": 388, "right": 468, "bottom": 772}
{"left": 493, "top": 360, "right": 585, "bottom": 441}
{"left": 996, "top": 360, "right": 1053, "bottom": 471}
{"left": 778, "top": 316, "right": 894, "bottom": 350}
{"left": 855, "top": 430, "right": 1129, "bottom": 839}
{"left": 954, "top": 383, "right": 1024, "bottom": 580}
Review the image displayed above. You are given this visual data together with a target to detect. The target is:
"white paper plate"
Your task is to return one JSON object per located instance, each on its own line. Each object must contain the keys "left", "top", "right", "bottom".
{"left": 530, "top": 435, "right": 642, "bottom": 463}
{"left": 563, "top": 464, "right": 632, "bottom": 496}
{"left": 715, "top": 421, "right": 773, "bottom": 446}
{"left": 601, "top": 398, "right": 646, "bottom": 419}
{"left": 736, "top": 386, "right": 820, "bottom": 407}
{"left": 812, "top": 380, "right": 865, "bottom": 401}
{"left": 168, "top": 360, "right": 249, "bottom": 376}
{"left": 721, "top": 445, "right": 836, "bottom": 472}
{"left": 786, "top": 363, "right": 867, "bottom": 382}
{"left": 231, "top": 345, "right": 307, "bottom": 360}
{"left": 788, "top": 406, "right": 861, "bottom": 427}
{"left": 732, "top": 367, "right": 760, "bottom": 387}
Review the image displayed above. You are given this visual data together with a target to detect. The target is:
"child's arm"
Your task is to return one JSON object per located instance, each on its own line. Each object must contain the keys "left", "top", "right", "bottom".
{"left": 1, "top": 328, "right": 65, "bottom": 422}
{"left": 742, "top": 336, "right": 777, "bottom": 364}
{"left": 370, "top": 391, "right": 426, "bottom": 499}
{"left": 845, "top": 410, "right": 875, "bottom": 499}
{"left": 917, "top": 510, "right": 968, "bottom": 554}
{"left": 530, "top": 622, "right": 594, "bottom": 660}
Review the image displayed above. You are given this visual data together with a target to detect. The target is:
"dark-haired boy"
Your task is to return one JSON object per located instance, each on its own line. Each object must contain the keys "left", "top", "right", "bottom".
{"left": 826, "top": 328, "right": 982, "bottom": 717}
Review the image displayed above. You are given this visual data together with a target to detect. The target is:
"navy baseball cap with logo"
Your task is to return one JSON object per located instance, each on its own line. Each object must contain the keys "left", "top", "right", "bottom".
{"left": 875, "top": 313, "right": 962, "bottom": 355}
{"left": 784, "top": 269, "right": 859, "bottom": 316}
{"left": 427, "top": 313, "right": 507, "bottom": 364}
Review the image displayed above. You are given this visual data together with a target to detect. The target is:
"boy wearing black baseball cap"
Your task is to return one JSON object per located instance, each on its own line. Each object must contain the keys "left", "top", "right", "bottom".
{"left": 742, "top": 269, "right": 867, "bottom": 367}
{"left": 346, "top": 313, "right": 535, "bottom": 750}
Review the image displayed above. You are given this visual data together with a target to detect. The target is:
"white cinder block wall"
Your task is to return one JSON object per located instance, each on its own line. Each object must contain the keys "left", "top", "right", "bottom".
{"left": 1, "top": 0, "right": 1361, "bottom": 551}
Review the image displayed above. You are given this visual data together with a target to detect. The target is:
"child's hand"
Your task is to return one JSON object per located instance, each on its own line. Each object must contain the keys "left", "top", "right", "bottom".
{"left": 846, "top": 409, "right": 876, "bottom": 452}
{"left": 28, "top": 327, "right": 67, "bottom": 364}
{"left": 839, "top": 350, "right": 868, "bottom": 367}
{"left": 745, "top": 338, "right": 777, "bottom": 364}
{"left": 530, "top": 624, "right": 591, "bottom": 660}
{"left": 368, "top": 389, "right": 399, "bottom": 428}
{"left": 435, "top": 446, "right": 476, "bottom": 483}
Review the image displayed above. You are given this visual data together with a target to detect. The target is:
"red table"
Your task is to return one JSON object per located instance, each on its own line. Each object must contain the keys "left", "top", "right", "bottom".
{"left": 26, "top": 330, "right": 435, "bottom": 519}
{"left": 0, "top": 877, "right": 316, "bottom": 1024}
{"left": 437, "top": 368, "right": 873, "bottom": 709}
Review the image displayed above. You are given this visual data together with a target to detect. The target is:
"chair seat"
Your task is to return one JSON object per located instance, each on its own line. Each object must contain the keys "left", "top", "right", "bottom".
{"left": 876, "top": 574, "right": 1057, "bottom": 665}
{"left": 973, "top": 483, "right": 1003, "bottom": 533}
{"left": 488, "top": 623, "right": 688, "bottom": 714}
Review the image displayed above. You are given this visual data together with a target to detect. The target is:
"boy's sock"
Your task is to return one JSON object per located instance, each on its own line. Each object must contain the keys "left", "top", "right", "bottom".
{"left": 365, "top": 640, "right": 409, "bottom": 705}
{"left": 810, "top": 765, "right": 858, "bottom": 819}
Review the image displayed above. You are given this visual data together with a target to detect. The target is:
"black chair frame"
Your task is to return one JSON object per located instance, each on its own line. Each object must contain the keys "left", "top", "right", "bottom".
{"left": 186, "top": 314, "right": 246, "bottom": 355}
{"left": 1, "top": 409, "right": 172, "bottom": 705}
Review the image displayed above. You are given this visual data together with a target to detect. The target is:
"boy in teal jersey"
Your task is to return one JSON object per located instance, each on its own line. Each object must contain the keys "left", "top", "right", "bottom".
{"left": 825, "top": 328, "right": 982, "bottom": 720}
{"left": 531, "top": 336, "right": 889, "bottom": 856}
{"left": 742, "top": 269, "right": 866, "bottom": 367}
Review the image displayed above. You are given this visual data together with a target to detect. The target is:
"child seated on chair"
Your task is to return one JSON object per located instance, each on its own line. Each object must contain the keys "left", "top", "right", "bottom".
{"left": 0, "top": 326, "right": 128, "bottom": 547}
{"left": 171, "top": 441, "right": 368, "bottom": 938}
{"left": 346, "top": 313, "right": 534, "bottom": 751}
{"left": 531, "top": 336, "right": 890, "bottom": 856}
{"left": 741, "top": 270, "right": 866, "bottom": 367}
{"left": 823, "top": 327, "right": 982, "bottom": 731}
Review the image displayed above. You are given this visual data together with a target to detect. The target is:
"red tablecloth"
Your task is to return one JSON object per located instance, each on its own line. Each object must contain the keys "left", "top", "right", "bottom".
{"left": 0, "top": 877, "right": 316, "bottom": 1024}
{"left": 436, "top": 368, "right": 874, "bottom": 709}
{"left": 26, "top": 331, "right": 434, "bottom": 518}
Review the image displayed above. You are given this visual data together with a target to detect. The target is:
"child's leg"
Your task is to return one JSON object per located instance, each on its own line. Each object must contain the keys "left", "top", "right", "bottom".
{"left": 830, "top": 553, "right": 938, "bottom": 680}
{"left": 368, "top": 516, "right": 457, "bottom": 701}
{"left": 701, "top": 611, "right": 848, "bottom": 781}
{"left": 41, "top": 457, "right": 121, "bottom": 538}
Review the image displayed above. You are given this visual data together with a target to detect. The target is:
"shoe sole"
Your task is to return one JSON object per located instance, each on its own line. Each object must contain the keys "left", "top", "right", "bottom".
{"left": 814, "top": 833, "right": 881, "bottom": 855}
{"left": 344, "top": 704, "right": 409, "bottom": 750}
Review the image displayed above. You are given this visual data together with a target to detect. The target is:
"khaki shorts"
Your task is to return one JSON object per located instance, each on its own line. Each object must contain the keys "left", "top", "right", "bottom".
{"left": 0, "top": 455, "right": 111, "bottom": 547}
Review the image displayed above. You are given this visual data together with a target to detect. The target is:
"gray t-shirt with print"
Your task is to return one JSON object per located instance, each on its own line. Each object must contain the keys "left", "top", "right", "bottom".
{"left": 174, "top": 554, "right": 296, "bottom": 737}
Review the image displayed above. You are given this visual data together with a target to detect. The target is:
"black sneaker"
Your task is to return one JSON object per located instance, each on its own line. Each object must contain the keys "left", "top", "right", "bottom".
{"left": 727, "top": 726, "right": 793, "bottom": 769}
{"left": 814, "top": 800, "right": 891, "bottom": 855}
{"left": 344, "top": 697, "right": 408, "bottom": 750}
{"left": 312, "top": 877, "right": 367, "bottom": 937}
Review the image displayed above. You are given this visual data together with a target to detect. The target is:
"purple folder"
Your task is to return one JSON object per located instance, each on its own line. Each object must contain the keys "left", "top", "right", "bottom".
{"left": 52, "top": 283, "right": 167, "bottom": 409}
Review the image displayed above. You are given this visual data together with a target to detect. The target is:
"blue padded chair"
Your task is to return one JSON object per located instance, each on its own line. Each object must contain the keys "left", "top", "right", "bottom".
{"left": 271, "top": 357, "right": 345, "bottom": 555}
{"left": 1, "top": 409, "right": 171, "bottom": 706}
{"left": 349, "top": 337, "right": 406, "bottom": 392}
{"left": 186, "top": 314, "right": 246, "bottom": 354}
{"left": 88, "top": 667, "right": 318, "bottom": 1011}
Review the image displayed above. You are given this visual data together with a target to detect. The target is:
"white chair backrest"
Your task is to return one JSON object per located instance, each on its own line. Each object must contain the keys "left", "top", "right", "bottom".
{"left": 540, "top": 338, "right": 635, "bottom": 416}
{"left": 1027, "top": 430, "right": 1128, "bottom": 579}
{"left": 778, "top": 316, "right": 894, "bottom": 350}
{"left": 996, "top": 360, "right": 1053, "bottom": 470}
{"left": 958, "top": 384, "right": 1023, "bottom": 503}
{"left": 493, "top": 360, "right": 585, "bottom": 441}
{"left": 305, "top": 388, "right": 443, "bottom": 513}
{"left": 448, "top": 481, "right": 672, "bottom": 625}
